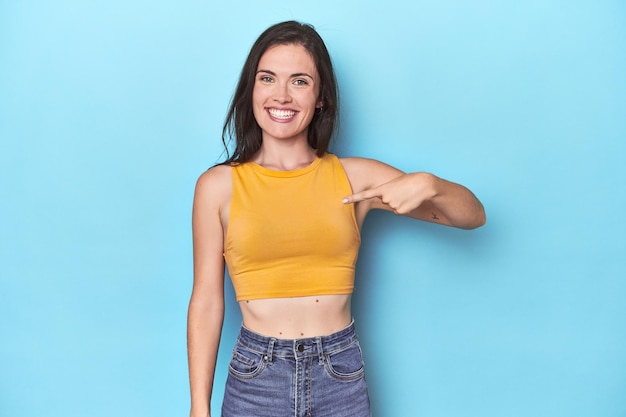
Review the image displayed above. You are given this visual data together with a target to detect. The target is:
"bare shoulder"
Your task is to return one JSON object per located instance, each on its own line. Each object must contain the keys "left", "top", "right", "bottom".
{"left": 194, "top": 164, "right": 232, "bottom": 209}
{"left": 338, "top": 156, "right": 405, "bottom": 192}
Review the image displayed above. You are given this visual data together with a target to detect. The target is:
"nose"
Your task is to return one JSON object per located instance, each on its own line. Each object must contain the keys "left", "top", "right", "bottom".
{"left": 272, "top": 82, "right": 292, "bottom": 104}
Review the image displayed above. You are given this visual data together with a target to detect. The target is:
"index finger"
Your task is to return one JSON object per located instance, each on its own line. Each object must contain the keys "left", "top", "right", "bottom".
{"left": 342, "top": 188, "right": 381, "bottom": 204}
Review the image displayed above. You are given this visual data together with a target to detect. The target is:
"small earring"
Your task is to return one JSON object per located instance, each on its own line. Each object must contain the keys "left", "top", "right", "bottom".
{"left": 315, "top": 107, "right": 323, "bottom": 115}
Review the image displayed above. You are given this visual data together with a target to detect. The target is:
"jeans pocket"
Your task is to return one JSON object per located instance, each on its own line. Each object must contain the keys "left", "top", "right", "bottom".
{"left": 227, "top": 345, "right": 267, "bottom": 380}
{"left": 324, "top": 341, "right": 366, "bottom": 382}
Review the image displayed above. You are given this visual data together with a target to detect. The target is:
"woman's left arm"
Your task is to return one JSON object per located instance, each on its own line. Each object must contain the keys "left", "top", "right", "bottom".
{"left": 341, "top": 158, "right": 486, "bottom": 230}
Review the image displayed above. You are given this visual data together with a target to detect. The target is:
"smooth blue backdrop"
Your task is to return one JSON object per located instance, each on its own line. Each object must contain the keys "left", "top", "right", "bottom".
{"left": 1, "top": 1, "right": 625, "bottom": 416}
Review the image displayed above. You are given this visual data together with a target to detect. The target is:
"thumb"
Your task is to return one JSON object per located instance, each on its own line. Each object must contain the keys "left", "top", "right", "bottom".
{"left": 342, "top": 187, "right": 381, "bottom": 204}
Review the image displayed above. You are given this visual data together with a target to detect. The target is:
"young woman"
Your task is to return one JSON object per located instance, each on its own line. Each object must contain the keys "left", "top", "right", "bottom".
{"left": 188, "top": 21, "right": 485, "bottom": 417}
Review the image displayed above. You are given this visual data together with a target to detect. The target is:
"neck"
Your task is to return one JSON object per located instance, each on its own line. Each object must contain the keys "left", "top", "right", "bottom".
{"left": 253, "top": 140, "right": 318, "bottom": 171}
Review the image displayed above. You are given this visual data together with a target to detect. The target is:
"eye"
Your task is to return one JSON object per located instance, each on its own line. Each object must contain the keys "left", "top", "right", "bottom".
{"left": 293, "top": 79, "right": 309, "bottom": 86}
{"left": 259, "top": 75, "right": 274, "bottom": 83}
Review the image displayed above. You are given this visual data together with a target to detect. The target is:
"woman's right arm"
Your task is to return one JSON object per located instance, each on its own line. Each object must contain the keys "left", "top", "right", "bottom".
{"left": 188, "top": 167, "right": 230, "bottom": 417}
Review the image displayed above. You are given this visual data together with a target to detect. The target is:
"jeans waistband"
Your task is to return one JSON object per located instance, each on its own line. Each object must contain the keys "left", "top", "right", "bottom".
{"left": 237, "top": 320, "right": 357, "bottom": 362}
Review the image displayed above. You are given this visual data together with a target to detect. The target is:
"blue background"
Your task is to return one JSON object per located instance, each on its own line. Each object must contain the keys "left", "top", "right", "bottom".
{"left": 1, "top": 1, "right": 625, "bottom": 416}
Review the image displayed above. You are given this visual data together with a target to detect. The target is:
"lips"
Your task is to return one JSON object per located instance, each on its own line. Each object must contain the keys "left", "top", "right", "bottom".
{"left": 268, "top": 108, "right": 297, "bottom": 120}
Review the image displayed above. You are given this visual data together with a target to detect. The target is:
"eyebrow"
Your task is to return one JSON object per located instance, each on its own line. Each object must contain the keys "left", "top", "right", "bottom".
{"left": 256, "top": 69, "right": 315, "bottom": 80}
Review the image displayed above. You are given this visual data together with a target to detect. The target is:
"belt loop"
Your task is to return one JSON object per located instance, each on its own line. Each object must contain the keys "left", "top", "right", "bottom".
{"left": 266, "top": 338, "right": 275, "bottom": 364}
{"left": 315, "top": 337, "right": 324, "bottom": 365}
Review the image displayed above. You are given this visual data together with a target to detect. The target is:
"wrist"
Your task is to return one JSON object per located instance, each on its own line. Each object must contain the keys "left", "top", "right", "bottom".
{"left": 190, "top": 404, "right": 210, "bottom": 417}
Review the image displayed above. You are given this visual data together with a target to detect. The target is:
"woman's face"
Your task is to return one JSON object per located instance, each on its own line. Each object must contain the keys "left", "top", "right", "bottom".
{"left": 252, "top": 43, "right": 323, "bottom": 145}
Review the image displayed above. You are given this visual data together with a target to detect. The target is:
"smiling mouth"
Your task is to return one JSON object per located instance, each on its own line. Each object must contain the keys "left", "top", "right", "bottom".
{"left": 268, "top": 108, "right": 297, "bottom": 119}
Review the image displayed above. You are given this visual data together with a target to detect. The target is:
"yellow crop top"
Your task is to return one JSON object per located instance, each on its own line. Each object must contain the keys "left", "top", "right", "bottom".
{"left": 224, "top": 153, "right": 361, "bottom": 301}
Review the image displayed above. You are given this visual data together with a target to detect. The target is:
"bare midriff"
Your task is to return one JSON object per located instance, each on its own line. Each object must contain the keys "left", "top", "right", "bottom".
{"left": 239, "top": 294, "right": 352, "bottom": 339}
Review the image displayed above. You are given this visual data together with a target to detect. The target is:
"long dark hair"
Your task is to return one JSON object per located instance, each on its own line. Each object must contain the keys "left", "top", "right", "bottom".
{"left": 221, "top": 21, "right": 339, "bottom": 164}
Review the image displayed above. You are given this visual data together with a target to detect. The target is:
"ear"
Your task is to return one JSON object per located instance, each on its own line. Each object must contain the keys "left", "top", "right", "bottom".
{"left": 316, "top": 99, "right": 324, "bottom": 109}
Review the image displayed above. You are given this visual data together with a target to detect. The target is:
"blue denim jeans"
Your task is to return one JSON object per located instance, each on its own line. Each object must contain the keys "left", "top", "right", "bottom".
{"left": 221, "top": 321, "right": 371, "bottom": 417}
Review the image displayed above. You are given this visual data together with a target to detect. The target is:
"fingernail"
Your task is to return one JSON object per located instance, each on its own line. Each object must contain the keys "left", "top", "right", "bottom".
{"left": 342, "top": 198, "right": 349, "bottom": 204}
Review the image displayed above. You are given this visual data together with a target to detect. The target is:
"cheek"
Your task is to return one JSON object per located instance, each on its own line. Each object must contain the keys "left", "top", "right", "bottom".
{"left": 251, "top": 89, "right": 265, "bottom": 118}
{"left": 251, "top": 86, "right": 262, "bottom": 106}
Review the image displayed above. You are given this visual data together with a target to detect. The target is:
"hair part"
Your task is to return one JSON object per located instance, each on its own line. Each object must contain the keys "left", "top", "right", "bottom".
{"left": 220, "top": 21, "right": 339, "bottom": 164}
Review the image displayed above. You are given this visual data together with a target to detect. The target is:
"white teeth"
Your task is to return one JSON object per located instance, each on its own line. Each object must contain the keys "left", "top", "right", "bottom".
{"left": 268, "top": 109, "right": 296, "bottom": 119}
